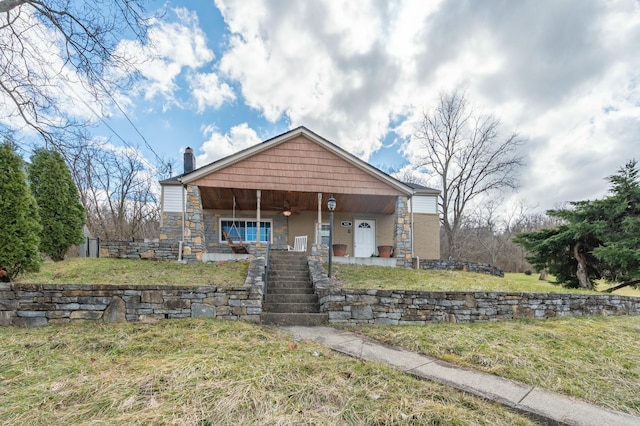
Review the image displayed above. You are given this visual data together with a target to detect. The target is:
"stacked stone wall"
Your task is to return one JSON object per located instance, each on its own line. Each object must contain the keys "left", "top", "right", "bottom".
{"left": 418, "top": 259, "right": 504, "bottom": 277}
{"left": 316, "top": 287, "right": 639, "bottom": 325}
{"left": 1, "top": 259, "right": 265, "bottom": 327}
{"left": 100, "top": 241, "right": 181, "bottom": 260}
{"left": 306, "top": 258, "right": 639, "bottom": 325}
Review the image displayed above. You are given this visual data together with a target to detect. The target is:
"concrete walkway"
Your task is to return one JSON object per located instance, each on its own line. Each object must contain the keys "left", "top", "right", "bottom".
{"left": 280, "top": 326, "right": 640, "bottom": 426}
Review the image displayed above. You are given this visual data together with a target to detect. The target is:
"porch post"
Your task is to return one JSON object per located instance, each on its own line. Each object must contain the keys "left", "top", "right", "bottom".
{"left": 256, "top": 189, "right": 261, "bottom": 244}
{"left": 316, "top": 192, "right": 322, "bottom": 244}
{"left": 394, "top": 195, "right": 412, "bottom": 267}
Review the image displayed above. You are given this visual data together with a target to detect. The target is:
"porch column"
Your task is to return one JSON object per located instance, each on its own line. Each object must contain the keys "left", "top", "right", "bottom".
{"left": 256, "top": 189, "right": 261, "bottom": 244}
{"left": 316, "top": 192, "right": 322, "bottom": 244}
{"left": 394, "top": 195, "right": 412, "bottom": 267}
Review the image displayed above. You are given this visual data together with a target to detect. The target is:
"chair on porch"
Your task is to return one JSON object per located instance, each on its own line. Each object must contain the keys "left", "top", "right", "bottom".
{"left": 222, "top": 230, "right": 249, "bottom": 254}
{"left": 287, "top": 235, "right": 307, "bottom": 252}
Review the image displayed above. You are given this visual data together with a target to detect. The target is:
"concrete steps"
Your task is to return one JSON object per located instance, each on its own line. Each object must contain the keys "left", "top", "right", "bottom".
{"left": 261, "top": 312, "right": 329, "bottom": 326}
{"left": 261, "top": 251, "right": 327, "bottom": 326}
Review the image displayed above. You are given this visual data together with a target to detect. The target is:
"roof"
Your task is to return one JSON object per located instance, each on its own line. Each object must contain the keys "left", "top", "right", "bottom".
{"left": 403, "top": 181, "right": 440, "bottom": 195}
{"left": 161, "top": 126, "right": 439, "bottom": 196}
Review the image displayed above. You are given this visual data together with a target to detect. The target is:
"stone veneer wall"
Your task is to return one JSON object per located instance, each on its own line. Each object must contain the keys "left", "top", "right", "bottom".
{"left": 307, "top": 259, "right": 640, "bottom": 325}
{"left": 393, "top": 196, "right": 413, "bottom": 268}
{"left": 0, "top": 259, "right": 265, "bottom": 327}
{"left": 417, "top": 259, "right": 504, "bottom": 277}
{"left": 100, "top": 241, "right": 181, "bottom": 260}
{"left": 158, "top": 185, "right": 205, "bottom": 262}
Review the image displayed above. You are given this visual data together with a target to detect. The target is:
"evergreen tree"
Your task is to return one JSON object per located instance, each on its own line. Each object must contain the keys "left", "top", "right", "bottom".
{"left": 28, "top": 148, "right": 86, "bottom": 261}
{"left": 0, "top": 141, "right": 42, "bottom": 278}
{"left": 514, "top": 160, "right": 640, "bottom": 290}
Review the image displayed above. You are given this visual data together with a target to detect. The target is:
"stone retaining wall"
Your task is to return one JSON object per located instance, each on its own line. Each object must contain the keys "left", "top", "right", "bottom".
{"left": 315, "top": 287, "right": 640, "bottom": 325}
{"left": 417, "top": 259, "right": 504, "bottom": 277}
{"left": 307, "top": 258, "right": 639, "bottom": 324}
{"left": 100, "top": 240, "right": 181, "bottom": 261}
{"left": 0, "top": 259, "right": 265, "bottom": 327}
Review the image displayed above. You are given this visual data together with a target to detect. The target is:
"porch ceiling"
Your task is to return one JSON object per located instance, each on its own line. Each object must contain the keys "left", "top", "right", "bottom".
{"left": 198, "top": 188, "right": 397, "bottom": 215}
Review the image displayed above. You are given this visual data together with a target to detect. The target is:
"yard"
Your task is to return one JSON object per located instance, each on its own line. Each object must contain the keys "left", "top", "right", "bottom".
{"left": 0, "top": 319, "right": 535, "bottom": 425}
{"left": 5, "top": 258, "right": 640, "bottom": 422}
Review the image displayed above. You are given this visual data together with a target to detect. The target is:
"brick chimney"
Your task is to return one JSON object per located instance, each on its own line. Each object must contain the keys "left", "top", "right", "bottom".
{"left": 184, "top": 147, "right": 195, "bottom": 174}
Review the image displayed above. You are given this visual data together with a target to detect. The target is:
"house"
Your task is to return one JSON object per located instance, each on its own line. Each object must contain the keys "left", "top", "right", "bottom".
{"left": 159, "top": 127, "right": 440, "bottom": 266}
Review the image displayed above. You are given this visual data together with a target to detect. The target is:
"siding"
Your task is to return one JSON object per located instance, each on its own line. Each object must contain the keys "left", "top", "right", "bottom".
{"left": 163, "top": 185, "right": 184, "bottom": 212}
{"left": 190, "top": 136, "right": 403, "bottom": 196}
{"left": 412, "top": 213, "right": 440, "bottom": 259}
{"left": 410, "top": 195, "right": 438, "bottom": 214}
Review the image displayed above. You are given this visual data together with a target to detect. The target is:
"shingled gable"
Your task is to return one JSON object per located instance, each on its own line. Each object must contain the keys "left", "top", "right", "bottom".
{"left": 179, "top": 127, "right": 413, "bottom": 197}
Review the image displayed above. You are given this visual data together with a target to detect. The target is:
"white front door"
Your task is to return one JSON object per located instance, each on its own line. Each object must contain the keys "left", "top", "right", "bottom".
{"left": 354, "top": 219, "right": 376, "bottom": 257}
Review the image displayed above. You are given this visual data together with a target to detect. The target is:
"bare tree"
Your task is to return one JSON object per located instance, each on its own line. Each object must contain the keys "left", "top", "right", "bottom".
{"left": 389, "top": 167, "right": 429, "bottom": 187}
{"left": 415, "top": 91, "right": 525, "bottom": 259}
{"left": 0, "top": 0, "right": 151, "bottom": 149}
{"left": 65, "top": 141, "right": 160, "bottom": 240}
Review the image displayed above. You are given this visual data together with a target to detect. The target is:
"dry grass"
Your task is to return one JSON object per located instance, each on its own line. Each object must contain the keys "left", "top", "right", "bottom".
{"left": 344, "top": 315, "right": 640, "bottom": 416}
{"left": 0, "top": 319, "right": 537, "bottom": 425}
{"left": 15, "top": 258, "right": 248, "bottom": 287}
{"left": 334, "top": 264, "right": 640, "bottom": 296}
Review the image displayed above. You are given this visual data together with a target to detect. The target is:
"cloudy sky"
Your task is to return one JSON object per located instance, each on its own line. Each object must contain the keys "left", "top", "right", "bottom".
{"left": 8, "top": 0, "right": 640, "bottom": 213}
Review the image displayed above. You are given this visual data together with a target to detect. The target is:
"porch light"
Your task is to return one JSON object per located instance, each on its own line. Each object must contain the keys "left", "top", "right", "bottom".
{"left": 328, "top": 194, "right": 336, "bottom": 278}
{"left": 282, "top": 209, "right": 292, "bottom": 217}
{"left": 327, "top": 195, "right": 336, "bottom": 212}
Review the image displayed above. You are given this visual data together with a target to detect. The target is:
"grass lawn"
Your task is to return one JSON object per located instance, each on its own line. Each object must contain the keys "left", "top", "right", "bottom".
{"left": 0, "top": 319, "right": 536, "bottom": 425}
{"left": 343, "top": 315, "right": 640, "bottom": 416}
{"left": 333, "top": 264, "right": 640, "bottom": 296}
{"left": 15, "top": 258, "right": 248, "bottom": 287}
{"left": 7, "top": 258, "right": 640, "bottom": 422}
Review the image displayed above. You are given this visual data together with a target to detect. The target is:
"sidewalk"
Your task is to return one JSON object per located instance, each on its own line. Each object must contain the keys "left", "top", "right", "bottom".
{"left": 280, "top": 326, "right": 640, "bottom": 426}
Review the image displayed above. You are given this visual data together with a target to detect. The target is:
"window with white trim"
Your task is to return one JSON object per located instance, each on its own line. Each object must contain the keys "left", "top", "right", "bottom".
{"left": 219, "top": 219, "right": 272, "bottom": 243}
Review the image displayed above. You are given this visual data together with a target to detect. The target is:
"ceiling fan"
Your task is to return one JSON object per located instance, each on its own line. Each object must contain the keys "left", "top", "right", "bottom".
{"left": 269, "top": 199, "right": 300, "bottom": 217}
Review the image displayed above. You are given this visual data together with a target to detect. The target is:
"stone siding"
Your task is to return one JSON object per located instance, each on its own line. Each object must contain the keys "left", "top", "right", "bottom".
{"left": 158, "top": 185, "right": 205, "bottom": 262}
{"left": 418, "top": 259, "right": 504, "bottom": 277}
{"left": 0, "top": 259, "right": 265, "bottom": 327}
{"left": 393, "top": 196, "right": 413, "bottom": 267}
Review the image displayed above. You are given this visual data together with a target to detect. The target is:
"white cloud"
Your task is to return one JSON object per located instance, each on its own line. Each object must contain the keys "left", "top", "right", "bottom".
{"left": 115, "top": 8, "right": 216, "bottom": 108}
{"left": 189, "top": 72, "right": 236, "bottom": 113}
{"left": 216, "top": 0, "right": 416, "bottom": 160}
{"left": 13, "top": 0, "right": 634, "bottom": 217}
{"left": 196, "top": 123, "right": 263, "bottom": 166}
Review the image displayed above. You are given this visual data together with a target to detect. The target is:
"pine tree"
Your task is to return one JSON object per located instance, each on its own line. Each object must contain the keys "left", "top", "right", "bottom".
{"left": 514, "top": 160, "right": 640, "bottom": 290}
{"left": 28, "top": 148, "right": 86, "bottom": 261}
{"left": 0, "top": 141, "right": 42, "bottom": 278}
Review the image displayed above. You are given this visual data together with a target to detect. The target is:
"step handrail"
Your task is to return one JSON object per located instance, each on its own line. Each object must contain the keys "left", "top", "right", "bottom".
{"left": 263, "top": 241, "right": 271, "bottom": 302}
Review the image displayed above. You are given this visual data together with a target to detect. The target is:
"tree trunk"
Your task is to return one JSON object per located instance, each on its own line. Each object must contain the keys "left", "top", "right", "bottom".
{"left": 603, "top": 279, "right": 640, "bottom": 293}
{"left": 573, "top": 242, "right": 593, "bottom": 290}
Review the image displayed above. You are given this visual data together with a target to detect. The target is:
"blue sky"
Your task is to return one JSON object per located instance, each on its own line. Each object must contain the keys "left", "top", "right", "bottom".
{"left": 5, "top": 0, "right": 640, "bottom": 212}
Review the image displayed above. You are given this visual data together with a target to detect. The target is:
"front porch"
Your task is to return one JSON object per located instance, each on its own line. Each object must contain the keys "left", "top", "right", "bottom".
{"left": 160, "top": 186, "right": 413, "bottom": 267}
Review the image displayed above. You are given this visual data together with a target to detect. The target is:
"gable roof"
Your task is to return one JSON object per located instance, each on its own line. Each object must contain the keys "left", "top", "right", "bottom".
{"left": 165, "top": 126, "right": 439, "bottom": 196}
{"left": 180, "top": 127, "right": 410, "bottom": 194}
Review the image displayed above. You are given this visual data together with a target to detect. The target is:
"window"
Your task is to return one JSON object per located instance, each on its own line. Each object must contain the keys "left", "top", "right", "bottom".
{"left": 220, "top": 219, "right": 272, "bottom": 243}
{"left": 316, "top": 222, "right": 330, "bottom": 245}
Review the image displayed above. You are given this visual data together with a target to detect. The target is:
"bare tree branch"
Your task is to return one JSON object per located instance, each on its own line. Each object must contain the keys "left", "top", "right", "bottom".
{"left": 415, "top": 91, "right": 525, "bottom": 258}
{"left": 0, "top": 0, "right": 153, "bottom": 150}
